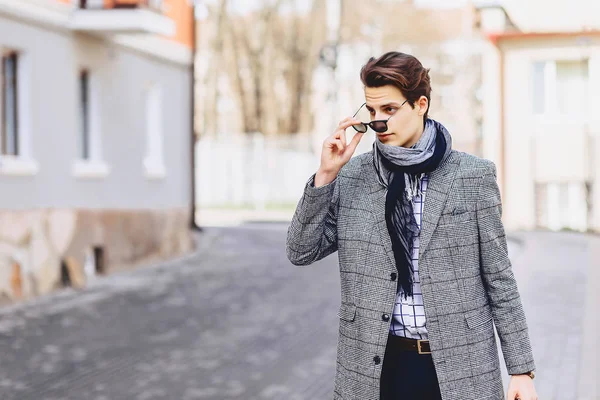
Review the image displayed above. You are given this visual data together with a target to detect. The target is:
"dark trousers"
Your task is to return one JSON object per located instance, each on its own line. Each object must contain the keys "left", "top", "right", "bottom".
{"left": 379, "top": 334, "right": 443, "bottom": 400}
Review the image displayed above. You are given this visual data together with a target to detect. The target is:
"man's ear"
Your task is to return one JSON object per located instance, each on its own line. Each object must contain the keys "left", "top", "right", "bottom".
{"left": 417, "top": 96, "right": 429, "bottom": 116}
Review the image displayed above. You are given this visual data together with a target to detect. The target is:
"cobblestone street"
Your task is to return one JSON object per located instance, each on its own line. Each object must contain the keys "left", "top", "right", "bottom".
{"left": 0, "top": 224, "right": 597, "bottom": 400}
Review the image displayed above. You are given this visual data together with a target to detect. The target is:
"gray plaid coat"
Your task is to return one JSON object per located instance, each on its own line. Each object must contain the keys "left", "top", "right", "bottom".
{"left": 286, "top": 150, "right": 536, "bottom": 400}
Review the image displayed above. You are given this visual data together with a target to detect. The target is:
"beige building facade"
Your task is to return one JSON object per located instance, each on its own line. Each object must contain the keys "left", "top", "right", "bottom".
{"left": 479, "top": 4, "right": 600, "bottom": 233}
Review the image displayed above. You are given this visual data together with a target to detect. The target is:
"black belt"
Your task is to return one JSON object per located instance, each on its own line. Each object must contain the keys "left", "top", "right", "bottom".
{"left": 387, "top": 333, "right": 432, "bottom": 354}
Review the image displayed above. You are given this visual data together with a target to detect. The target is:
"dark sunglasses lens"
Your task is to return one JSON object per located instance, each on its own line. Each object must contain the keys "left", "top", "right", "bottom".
{"left": 370, "top": 121, "right": 387, "bottom": 132}
{"left": 353, "top": 123, "right": 368, "bottom": 133}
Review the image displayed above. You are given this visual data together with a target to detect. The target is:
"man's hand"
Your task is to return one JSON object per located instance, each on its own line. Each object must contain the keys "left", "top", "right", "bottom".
{"left": 315, "top": 117, "right": 365, "bottom": 187}
{"left": 507, "top": 374, "right": 538, "bottom": 400}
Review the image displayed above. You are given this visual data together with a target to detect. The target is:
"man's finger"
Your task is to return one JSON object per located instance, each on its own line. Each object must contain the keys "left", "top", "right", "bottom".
{"left": 340, "top": 128, "right": 347, "bottom": 146}
{"left": 347, "top": 131, "right": 365, "bottom": 152}
{"left": 333, "top": 139, "right": 345, "bottom": 152}
{"left": 338, "top": 116, "right": 352, "bottom": 127}
{"left": 339, "top": 118, "right": 362, "bottom": 131}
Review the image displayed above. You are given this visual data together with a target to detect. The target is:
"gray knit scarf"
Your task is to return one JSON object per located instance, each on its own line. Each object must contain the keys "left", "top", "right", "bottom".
{"left": 373, "top": 119, "right": 453, "bottom": 298}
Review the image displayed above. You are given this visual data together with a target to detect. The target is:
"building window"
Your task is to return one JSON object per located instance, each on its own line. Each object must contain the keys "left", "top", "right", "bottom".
{"left": 535, "top": 181, "right": 590, "bottom": 232}
{"left": 80, "top": 0, "right": 164, "bottom": 10}
{"left": 72, "top": 68, "right": 109, "bottom": 178}
{"left": 79, "top": 0, "right": 104, "bottom": 9}
{"left": 83, "top": 246, "right": 105, "bottom": 279}
{"left": 79, "top": 69, "right": 91, "bottom": 160}
{"left": 556, "top": 60, "right": 588, "bottom": 115}
{"left": 147, "top": 0, "right": 164, "bottom": 12}
{"left": 143, "top": 82, "right": 166, "bottom": 178}
{"left": 0, "top": 50, "right": 38, "bottom": 176}
{"left": 2, "top": 51, "right": 19, "bottom": 156}
{"left": 532, "top": 62, "right": 545, "bottom": 115}
{"left": 532, "top": 59, "right": 589, "bottom": 116}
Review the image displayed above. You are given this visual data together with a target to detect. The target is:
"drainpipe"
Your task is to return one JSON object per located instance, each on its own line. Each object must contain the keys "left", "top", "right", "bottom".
{"left": 190, "top": 2, "right": 202, "bottom": 232}
{"left": 498, "top": 47, "right": 506, "bottom": 201}
{"left": 488, "top": 34, "right": 507, "bottom": 201}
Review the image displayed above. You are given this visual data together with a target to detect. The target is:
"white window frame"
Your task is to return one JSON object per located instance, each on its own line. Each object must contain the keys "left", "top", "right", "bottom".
{"left": 72, "top": 68, "right": 109, "bottom": 179}
{"left": 143, "top": 81, "right": 166, "bottom": 179}
{"left": 532, "top": 58, "right": 589, "bottom": 120}
{"left": 0, "top": 49, "right": 38, "bottom": 176}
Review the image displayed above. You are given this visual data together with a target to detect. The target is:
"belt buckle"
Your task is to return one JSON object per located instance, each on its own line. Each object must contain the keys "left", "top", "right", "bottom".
{"left": 417, "top": 339, "right": 431, "bottom": 354}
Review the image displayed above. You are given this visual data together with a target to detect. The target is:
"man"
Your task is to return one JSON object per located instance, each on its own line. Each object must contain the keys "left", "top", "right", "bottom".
{"left": 286, "top": 52, "right": 537, "bottom": 400}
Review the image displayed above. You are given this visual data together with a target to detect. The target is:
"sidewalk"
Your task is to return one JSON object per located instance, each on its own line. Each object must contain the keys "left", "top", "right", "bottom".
{"left": 504, "top": 231, "right": 599, "bottom": 400}
{"left": 578, "top": 233, "right": 599, "bottom": 400}
{"left": 196, "top": 208, "right": 295, "bottom": 227}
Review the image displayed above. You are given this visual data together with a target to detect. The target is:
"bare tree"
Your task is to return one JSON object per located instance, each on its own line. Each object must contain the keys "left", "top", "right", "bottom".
{"left": 210, "top": 0, "right": 325, "bottom": 135}
{"left": 274, "top": 0, "right": 324, "bottom": 134}
{"left": 225, "top": 1, "right": 282, "bottom": 134}
{"left": 200, "top": 0, "right": 229, "bottom": 138}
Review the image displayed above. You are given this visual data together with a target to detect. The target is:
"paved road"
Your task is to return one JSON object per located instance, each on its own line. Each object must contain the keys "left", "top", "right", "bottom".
{"left": 0, "top": 225, "right": 597, "bottom": 400}
{"left": 506, "top": 232, "right": 598, "bottom": 400}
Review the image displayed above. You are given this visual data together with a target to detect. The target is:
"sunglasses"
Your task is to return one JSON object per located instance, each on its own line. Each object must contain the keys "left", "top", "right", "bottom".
{"left": 351, "top": 100, "right": 408, "bottom": 133}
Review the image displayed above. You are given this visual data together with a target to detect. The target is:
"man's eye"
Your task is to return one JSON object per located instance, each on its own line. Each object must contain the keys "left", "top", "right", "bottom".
{"left": 386, "top": 107, "right": 396, "bottom": 113}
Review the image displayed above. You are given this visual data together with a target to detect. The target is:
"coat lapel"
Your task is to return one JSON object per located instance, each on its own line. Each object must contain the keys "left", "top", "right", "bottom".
{"left": 418, "top": 151, "right": 461, "bottom": 259}
{"left": 361, "top": 154, "right": 396, "bottom": 271}
{"left": 360, "top": 151, "right": 461, "bottom": 268}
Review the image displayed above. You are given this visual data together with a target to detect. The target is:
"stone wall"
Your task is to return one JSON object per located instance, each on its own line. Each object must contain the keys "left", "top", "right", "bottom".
{"left": 0, "top": 208, "right": 193, "bottom": 303}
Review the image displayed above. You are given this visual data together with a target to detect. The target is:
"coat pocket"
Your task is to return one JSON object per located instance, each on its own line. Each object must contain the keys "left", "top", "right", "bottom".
{"left": 465, "top": 306, "right": 493, "bottom": 330}
{"left": 338, "top": 303, "right": 357, "bottom": 322}
{"left": 439, "top": 208, "right": 472, "bottom": 226}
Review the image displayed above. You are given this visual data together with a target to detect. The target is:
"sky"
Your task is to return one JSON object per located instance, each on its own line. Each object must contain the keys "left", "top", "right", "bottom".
{"left": 196, "top": 0, "right": 472, "bottom": 17}
{"left": 195, "top": 0, "right": 600, "bottom": 31}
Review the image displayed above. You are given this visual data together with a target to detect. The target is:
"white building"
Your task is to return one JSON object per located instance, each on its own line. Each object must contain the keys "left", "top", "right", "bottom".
{"left": 478, "top": 2, "right": 600, "bottom": 232}
{"left": 0, "top": 0, "right": 196, "bottom": 302}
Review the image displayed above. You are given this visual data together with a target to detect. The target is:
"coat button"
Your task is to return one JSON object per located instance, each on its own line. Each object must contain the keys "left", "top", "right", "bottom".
{"left": 382, "top": 314, "right": 390, "bottom": 322}
{"left": 373, "top": 355, "right": 381, "bottom": 365}
{"left": 390, "top": 272, "right": 397, "bottom": 281}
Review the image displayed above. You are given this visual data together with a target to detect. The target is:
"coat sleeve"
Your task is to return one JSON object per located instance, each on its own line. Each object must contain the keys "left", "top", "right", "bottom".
{"left": 476, "top": 161, "right": 536, "bottom": 375}
{"left": 286, "top": 173, "right": 340, "bottom": 266}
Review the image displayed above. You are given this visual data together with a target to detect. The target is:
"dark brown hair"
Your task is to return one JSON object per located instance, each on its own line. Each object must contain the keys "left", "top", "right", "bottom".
{"left": 360, "top": 52, "right": 431, "bottom": 121}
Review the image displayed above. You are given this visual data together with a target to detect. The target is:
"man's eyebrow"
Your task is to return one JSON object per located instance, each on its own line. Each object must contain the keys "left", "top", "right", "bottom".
{"left": 366, "top": 102, "right": 402, "bottom": 109}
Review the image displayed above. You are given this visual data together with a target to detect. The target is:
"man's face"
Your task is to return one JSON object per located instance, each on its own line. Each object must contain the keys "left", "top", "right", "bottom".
{"left": 364, "top": 85, "right": 427, "bottom": 148}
